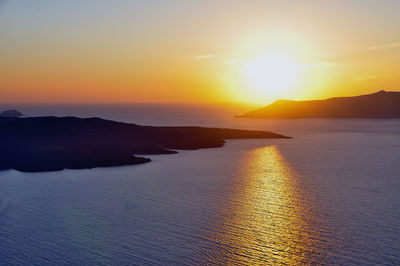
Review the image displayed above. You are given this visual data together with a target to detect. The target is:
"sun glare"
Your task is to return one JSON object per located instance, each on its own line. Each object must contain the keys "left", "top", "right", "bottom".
{"left": 244, "top": 53, "right": 301, "bottom": 100}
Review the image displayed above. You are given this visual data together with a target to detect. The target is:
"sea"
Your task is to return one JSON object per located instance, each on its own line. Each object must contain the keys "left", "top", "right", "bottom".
{"left": 0, "top": 104, "right": 400, "bottom": 265}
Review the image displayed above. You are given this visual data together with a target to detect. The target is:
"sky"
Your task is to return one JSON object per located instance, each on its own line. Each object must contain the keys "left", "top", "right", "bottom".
{"left": 1, "top": 0, "right": 400, "bottom": 104}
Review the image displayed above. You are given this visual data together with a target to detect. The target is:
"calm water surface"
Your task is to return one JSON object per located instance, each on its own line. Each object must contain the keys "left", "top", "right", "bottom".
{"left": 1, "top": 104, "right": 400, "bottom": 265}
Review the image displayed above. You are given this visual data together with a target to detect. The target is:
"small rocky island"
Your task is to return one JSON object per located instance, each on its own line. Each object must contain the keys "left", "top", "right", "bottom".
{"left": 0, "top": 116, "right": 290, "bottom": 172}
{"left": 0, "top": 109, "right": 23, "bottom": 117}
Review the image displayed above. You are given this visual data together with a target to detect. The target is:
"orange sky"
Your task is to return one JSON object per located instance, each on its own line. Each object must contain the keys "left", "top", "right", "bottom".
{"left": 1, "top": 1, "right": 400, "bottom": 104}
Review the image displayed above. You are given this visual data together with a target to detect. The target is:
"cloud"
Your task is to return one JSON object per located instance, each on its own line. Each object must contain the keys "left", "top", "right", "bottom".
{"left": 352, "top": 74, "right": 383, "bottom": 82}
{"left": 309, "top": 62, "right": 336, "bottom": 67}
{"left": 229, "top": 58, "right": 241, "bottom": 64}
{"left": 194, "top": 54, "right": 219, "bottom": 59}
{"left": 354, "top": 42, "right": 400, "bottom": 51}
{"left": 300, "top": 61, "right": 336, "bottom": 70}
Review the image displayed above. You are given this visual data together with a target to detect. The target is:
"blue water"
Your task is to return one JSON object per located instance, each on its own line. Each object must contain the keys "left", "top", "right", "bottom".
{"left": 1, "top": 104, "right": 400, "bottom": 264}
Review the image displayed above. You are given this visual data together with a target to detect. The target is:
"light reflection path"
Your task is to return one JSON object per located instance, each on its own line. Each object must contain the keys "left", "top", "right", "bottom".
{"left": 208, "top": 145, "right": 320, "bottom": 265}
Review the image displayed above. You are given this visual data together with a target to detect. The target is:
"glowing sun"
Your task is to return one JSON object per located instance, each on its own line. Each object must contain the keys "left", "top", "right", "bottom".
{"left": 244, "top": 53, "right": 301, "bottom": 99}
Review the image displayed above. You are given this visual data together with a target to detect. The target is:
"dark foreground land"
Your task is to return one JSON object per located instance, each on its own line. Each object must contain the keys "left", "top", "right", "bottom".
{"left": 0, "top": 116, "right": 290, "bottom": 172}
{"left": 238, "top": 90, "right": 400, "bottom": 118}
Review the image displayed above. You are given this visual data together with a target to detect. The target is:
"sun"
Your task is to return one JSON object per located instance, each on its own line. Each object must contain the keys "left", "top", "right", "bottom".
{"left": 243, "top": 53, "right": 301, "bottom": 99}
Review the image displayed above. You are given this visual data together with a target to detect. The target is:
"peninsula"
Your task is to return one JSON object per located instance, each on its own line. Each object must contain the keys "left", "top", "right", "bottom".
{"left": 0, "top": 116, "right": 290, "bottom": 172}
{"left": 237, "top": 90, "right": 400, "bottom": 118}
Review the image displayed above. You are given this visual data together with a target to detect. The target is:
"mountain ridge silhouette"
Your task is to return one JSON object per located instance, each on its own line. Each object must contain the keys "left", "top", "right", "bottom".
{"left": 237, "top": 90, "right": 400, "bottom": 118}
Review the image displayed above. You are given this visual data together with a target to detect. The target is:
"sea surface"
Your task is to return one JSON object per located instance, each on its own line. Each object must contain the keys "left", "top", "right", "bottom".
{"left": 1, "top": 104, "right": 400, "bottom": 265}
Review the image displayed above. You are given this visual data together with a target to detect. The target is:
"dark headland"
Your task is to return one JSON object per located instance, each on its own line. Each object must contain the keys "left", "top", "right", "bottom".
{"left": 0, "top": 116, "right": 290, "bottom": 172}
{"left": 237, "top": 90, "right": 400, "bottom": 118}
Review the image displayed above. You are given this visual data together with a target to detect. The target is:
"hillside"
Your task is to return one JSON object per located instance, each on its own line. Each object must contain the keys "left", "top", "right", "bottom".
{"left": 238, "top": 90, "right": 400, "bottom": 118}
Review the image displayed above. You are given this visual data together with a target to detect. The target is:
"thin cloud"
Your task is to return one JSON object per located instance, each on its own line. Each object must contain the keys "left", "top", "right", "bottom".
{"left": 353, "top": 74, "right": 383, "bottom": 82}
{"left": 301, "top": 61, "right": 336, "bottom": 70}
{"left": 194, "top": 54, "right": 219, "bottom": 59}
{"left": 229, "top": 58, "right": 241, "bottom": 64}
{"left": 354, "top": 42, "right": 400, "bottom": 50}
{"left": 309, "top": 62, "right": 336, "bottom": 67}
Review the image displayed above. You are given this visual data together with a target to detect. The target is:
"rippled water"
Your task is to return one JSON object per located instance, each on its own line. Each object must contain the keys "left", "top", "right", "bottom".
{"left": 1, "top": 105, "right": 400, "bottom": 264}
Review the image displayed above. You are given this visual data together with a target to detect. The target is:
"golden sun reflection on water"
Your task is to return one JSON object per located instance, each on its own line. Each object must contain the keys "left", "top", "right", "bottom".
{"left": 211, "top": 145, "right": 319, "bottom": 265}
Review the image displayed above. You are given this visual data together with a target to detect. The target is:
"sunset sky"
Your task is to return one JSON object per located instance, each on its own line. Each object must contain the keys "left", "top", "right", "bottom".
{"left": 1, "top": 0, "right": 400, "bottom": 104}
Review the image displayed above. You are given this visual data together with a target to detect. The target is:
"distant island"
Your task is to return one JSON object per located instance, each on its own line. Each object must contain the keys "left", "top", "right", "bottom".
{"left": 0, "top": 116, "right": 290, "bottom": 172}
{"left": 0, "top": 109, "right": 23, "bottom": 117}
{"left": 237, "top": 90, "right": 400, "bottom": 118}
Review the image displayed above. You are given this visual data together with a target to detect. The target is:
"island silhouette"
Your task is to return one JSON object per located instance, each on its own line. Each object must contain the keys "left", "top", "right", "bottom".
{"left": 237, "top": 90, "right": 400, "bottom": 118}
{"left": 0, "top": 116, "right": 290, "bottom": 172}
{"left": 0, "top": 109, "right": 23, "bottom": 117}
